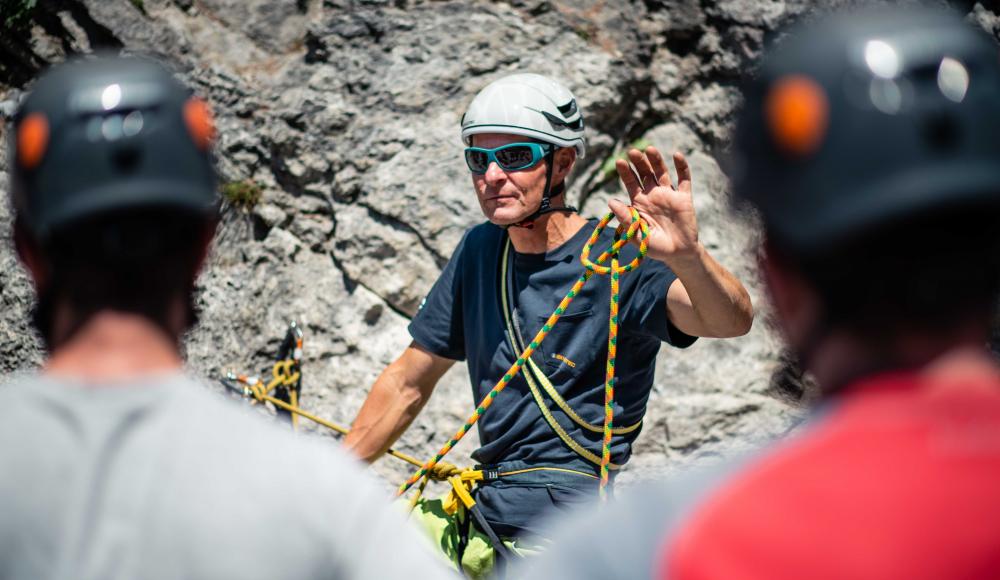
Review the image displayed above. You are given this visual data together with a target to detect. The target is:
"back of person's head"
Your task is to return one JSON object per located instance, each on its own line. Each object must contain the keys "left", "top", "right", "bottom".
{"left": 8, "top": 55, "right": 219, "bottom": 349}
{"left": 730, "top": 6, "right": 1000, "bottom": 368}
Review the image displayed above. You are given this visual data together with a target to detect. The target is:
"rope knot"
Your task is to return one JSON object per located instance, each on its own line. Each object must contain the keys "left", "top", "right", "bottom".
{"left": 272, "top": 359, "right": 301, "bottom": 386}
{"left": 579, "top": 207, "right": 649, "bottom": 275}
{"left": 248, "top": 381, "right": 267, "bottom": 401}
{"left": 429, "top": 461, "right": 462, "bottom": 480}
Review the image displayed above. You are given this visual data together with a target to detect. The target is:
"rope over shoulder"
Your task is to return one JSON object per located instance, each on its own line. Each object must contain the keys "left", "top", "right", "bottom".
{"left": 398, "top": 209, "right": 649, "bottom": 500}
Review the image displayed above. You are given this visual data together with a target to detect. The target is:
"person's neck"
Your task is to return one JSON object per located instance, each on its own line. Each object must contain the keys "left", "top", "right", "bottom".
{"left": 44, "top": 311, "right": 183, "bottom": 382}
{"left": 507, "top": 210, "right": 588, "bottom": 254}
{"left": 809, "top": 328, "right": 995, "bottom": 395}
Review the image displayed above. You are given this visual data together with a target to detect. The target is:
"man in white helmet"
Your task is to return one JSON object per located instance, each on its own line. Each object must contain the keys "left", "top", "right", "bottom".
{"left": 345, "top": 73, "right": 753, "bottom": 576}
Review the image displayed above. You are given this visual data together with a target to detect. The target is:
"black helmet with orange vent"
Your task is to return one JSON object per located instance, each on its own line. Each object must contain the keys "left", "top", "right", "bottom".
{"left": 731, "top": 6, "right": 1000, "bottom": 255}
{"left": 9, "top": 55, "right": 218, "bottom": 243}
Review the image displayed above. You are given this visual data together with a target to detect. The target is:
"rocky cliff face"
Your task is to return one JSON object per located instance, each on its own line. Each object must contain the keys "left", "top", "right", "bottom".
{"left": 1, "top": 0, "right": 997, "bottom": 489}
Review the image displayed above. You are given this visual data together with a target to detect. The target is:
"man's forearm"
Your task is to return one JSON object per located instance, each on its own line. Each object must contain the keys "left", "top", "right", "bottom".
{"left": 665, "top": 243, "right": 753, "bottom": 338}
{"left": 344, "top": 365, "right": 428, "bottom": 463}
{"left": 345, "top": 344, "right": 452, "bottom": 463}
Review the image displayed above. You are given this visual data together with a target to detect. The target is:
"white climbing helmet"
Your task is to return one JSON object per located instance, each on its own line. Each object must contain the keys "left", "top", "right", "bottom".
{"left": 461, "top": 73, "right": 586, "bottom": 159}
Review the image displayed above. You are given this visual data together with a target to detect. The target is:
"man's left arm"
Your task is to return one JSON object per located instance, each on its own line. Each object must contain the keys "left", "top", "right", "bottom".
{"left": 611, "top": 146, "right": 753, "bottom": 338}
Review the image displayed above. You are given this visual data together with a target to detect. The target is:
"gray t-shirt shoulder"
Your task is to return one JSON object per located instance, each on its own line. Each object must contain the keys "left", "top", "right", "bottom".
{"left": 0, "top": 373, "right": 455, "bottom": 580}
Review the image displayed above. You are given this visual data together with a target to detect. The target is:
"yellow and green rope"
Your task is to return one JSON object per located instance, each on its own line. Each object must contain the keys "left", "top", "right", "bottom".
{"left": 398, "top": 209, "right": 649, "bottom": 499}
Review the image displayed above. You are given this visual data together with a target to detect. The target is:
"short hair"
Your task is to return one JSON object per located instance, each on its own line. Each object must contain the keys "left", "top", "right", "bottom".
{"left": 770, "top": 204, "right": 1000, "bottom": 344}
{"left": 22, "top": 208, "right": 211, "bottom": 349}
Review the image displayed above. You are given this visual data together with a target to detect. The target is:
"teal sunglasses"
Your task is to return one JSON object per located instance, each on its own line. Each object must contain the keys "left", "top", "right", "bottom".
{"left": 464, "top": 142, "right": 553, "bottom": 174}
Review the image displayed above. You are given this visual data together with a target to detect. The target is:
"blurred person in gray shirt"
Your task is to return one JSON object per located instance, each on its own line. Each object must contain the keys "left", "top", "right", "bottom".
{"left": 0, "top": 55, "right": 455, "bottom": 580}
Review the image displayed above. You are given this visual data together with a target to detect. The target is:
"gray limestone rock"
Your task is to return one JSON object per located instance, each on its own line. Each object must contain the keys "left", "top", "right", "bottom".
{"left": 0, "top": 0, "right": 997, "bottom": 498}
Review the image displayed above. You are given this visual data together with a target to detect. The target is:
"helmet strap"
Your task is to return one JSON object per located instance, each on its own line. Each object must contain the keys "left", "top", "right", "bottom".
{"left": 509, "top": 149, "right": 577, "bottom": 229}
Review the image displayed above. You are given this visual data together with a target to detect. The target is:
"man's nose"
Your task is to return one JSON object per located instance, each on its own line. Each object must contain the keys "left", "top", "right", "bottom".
{"left": 484, "top": 161, "right": 506, "bottom": 185}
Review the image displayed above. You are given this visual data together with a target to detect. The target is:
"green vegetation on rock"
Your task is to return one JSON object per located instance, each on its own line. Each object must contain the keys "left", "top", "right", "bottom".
{"left": 601, "top": 138, "right": 652, "bottom": 180}
{"left": 221, "top": 180, "right": 263, "bottom": 211}
{"left": 1, "top": 0, "right": 37, "bottom": 31}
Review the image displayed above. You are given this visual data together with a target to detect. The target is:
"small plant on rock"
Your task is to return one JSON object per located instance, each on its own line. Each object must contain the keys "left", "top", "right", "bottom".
{"left": 220, "top": 179, "right": 262, "bottom": 211}
{"left": 1, "top": 0, "right": 37, "bottom": 31}
{"left": 601, "top": 138, "right": 652, "bottom": 181}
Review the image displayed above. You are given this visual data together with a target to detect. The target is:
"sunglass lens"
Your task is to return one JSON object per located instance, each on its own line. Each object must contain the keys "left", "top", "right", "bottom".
{"left": 465, "top": 150, "right": 489, "bottom": 173}
{"left": 495, "top": 145, "right": 535, "bottom": 170}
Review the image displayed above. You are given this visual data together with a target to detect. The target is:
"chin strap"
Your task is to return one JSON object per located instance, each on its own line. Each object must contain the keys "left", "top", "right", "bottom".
{"left": 509, "top": 150, "right": 577, "bottom": 229}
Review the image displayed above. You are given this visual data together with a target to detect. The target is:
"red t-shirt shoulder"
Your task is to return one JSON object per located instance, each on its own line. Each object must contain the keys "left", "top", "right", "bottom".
{"left": 664, "top": 371, "right": 1000, "bottom": 580}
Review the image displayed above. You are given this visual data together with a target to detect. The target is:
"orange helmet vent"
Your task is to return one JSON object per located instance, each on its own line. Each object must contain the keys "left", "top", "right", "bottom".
{"left": 17, "top": 113, "right": 49, "bottom": 170}
{"left": 183, "top": 97, "right": 216, "bottom": 150}
{"left": 765, "top": 75, "right": 829, "bottom": 156}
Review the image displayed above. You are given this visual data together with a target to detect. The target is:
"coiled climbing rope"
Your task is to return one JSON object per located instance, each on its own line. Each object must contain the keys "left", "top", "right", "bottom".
{"left": 397, "top": 209, "right": 649, "bottom": 500}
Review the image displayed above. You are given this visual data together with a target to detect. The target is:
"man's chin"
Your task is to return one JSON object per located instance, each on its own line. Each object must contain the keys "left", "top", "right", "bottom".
{"left": 486, "top": 214, "right": 531, "bottom": 227}
{"left": 483, "top": 208, "right": 533, "bottom": 227}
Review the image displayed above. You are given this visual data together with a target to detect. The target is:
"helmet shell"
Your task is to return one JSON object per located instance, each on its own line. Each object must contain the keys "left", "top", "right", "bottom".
{"left": 732, "top": 7, "right": 1000, "bottom": 254}
{"left": 461, "top": 73, "right": 586, "bottom": 159}
{"left": 9, "top": 55, "right": 218, "bottom": 242}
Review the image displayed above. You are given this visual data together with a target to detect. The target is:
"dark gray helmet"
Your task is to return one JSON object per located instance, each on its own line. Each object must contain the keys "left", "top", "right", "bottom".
{"left": 9, "top": 55, "right": 218, "bottom": 242}
{"left": 732, "top": 7, "right": 1000, "bottom": 254}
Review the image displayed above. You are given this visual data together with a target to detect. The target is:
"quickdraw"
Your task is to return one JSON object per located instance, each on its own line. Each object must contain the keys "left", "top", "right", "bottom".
{"left": 219, "top": 322, "right": 425, "bottom": 468}
{"left": 398, "top": 210, "right": 649, "bottom": 501}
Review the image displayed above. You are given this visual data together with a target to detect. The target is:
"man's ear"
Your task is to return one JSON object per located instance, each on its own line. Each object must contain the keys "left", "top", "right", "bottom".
{"left": 13, "top": 219, "right": 48, "bottom": 290}
{"left": 552, "top": 147, "right": 577, "bottom": 183}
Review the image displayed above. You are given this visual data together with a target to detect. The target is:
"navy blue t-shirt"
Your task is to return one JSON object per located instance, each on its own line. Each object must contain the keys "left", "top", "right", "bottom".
{"left": 409, "top": 219, "right": 695, "bottom": 534}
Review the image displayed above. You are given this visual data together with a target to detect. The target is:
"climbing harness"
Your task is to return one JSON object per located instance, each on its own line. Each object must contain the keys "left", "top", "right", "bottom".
{"left": 398, "top": 209, "right": 649, "bottom": 501}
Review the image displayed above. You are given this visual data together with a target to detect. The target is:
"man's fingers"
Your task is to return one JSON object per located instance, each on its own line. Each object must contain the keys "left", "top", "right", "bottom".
{"left": 608, "top": 198, "right": 634, "bottom": 225}
{"left": 628, "top": 149, "right": 657, "bottom": 190}
{"left": 674, "top": 152, "right": 692, "bottom": 191}
{"left": 646, "top": 146, "right": 673, "bottom": 188}
{"left": 616, "top": 159, "right": 642, "bottom": 199}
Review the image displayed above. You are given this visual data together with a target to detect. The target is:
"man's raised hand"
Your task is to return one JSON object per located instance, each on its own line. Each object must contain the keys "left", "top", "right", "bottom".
{"left": 610, "top": 146, "right": 701, "bottom": 264}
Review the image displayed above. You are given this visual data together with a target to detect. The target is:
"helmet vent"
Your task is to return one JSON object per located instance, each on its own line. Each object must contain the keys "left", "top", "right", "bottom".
{"left": 541, "top": 110, "right": 583, "bottom": 131}
{"left": 17, "top": 113, "right": 49, "bottom": 170}
{"left": 557, "top": 99, "right": 578, "bottom": 117}
{"left": 184, "top": 98, "right": 216, "bottom": 150}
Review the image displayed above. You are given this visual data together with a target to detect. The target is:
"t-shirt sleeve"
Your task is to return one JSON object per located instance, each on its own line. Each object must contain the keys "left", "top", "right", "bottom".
{"left": 620, "top": 258, "right": 697, "bottom": 348}
{"left": 407, "top": 231, "right": 468, "bottom": 361}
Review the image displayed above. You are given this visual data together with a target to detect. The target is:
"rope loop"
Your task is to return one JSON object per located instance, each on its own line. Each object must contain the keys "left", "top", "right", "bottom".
{"left": 579, "top": 207, "right": 649, "bottom": 275}
{"left": 248, "top": 381, "right": 267, "bottom": 401}
{"left": 272, "top": 359, "right": 301, "bottom": 386}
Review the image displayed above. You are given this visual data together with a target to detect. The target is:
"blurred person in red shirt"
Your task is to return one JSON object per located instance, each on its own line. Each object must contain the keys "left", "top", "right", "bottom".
{"left": 520, "top": 6, "right": 1000, "bottom": 579}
